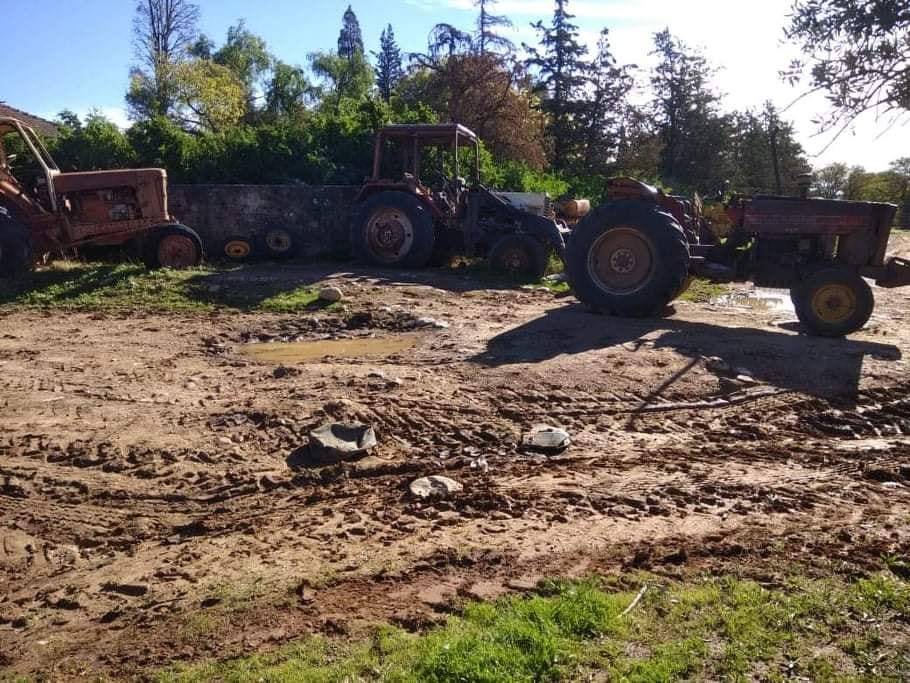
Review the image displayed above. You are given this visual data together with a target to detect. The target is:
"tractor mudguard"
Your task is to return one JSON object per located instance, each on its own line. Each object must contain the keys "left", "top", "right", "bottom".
{"left": 515, "top": 213, "right": 567, "bottom": 257}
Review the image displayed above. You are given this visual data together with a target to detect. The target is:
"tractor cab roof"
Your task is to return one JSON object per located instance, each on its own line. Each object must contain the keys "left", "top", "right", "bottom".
{"left": 378, "top": 123, "right": 479, "bottom": 146}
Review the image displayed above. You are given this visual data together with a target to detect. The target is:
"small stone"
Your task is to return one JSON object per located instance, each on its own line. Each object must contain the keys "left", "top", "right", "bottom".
{"left": 414, "top": 317, "right": 449, "bottom": 329}
{"left": 409, "top": 475, "right": 463, "bottom": 499}
{"left": 521, "top": 425, "right": 570, "bottom": 453}
{"left": 318, "top": 286, "right": 344, "bottom": 303}
{"left": 101, "top": 583, "right": 149, "bottom": 597}
{"left": 307, "top": 422, "right": 377, "bottom": 464}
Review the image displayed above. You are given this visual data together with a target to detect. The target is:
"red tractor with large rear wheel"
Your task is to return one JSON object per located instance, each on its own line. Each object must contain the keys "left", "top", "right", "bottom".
{"left": 566, "top": 176, "right": 907, "bottom": 337}
{"left": 0, "top": 116, "right": 203, "bottom": 277}
{"left": 350, "top": 124, "right": 577, "bottom": 279}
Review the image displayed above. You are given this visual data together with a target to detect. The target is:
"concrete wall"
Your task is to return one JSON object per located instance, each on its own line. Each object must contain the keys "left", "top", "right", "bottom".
{"left": 169, "top": 184, "right": 360, "bottom": 258}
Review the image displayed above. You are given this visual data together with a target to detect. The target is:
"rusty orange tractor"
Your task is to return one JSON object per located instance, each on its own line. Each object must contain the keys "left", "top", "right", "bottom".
{"left": 0, "top": 116, "right": 203, "bottom": 276}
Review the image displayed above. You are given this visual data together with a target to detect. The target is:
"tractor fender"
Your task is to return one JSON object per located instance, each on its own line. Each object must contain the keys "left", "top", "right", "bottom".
{"left": 516, "top": 213, "right": 567, "bottom": 258}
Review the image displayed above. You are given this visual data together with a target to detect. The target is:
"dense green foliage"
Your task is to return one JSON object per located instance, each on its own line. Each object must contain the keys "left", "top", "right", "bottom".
{"left": 39, "top": 0, "right": 910, "bottom": 209}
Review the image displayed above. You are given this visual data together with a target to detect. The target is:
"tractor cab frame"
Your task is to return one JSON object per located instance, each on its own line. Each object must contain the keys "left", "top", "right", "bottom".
{"left": 350, "top": 123, "right": 570, "bottom": 278}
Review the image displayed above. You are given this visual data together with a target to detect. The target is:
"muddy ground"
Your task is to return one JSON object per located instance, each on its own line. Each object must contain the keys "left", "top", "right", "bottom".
{"left": 3, "top": 243, "right": 910, "bottom": 678}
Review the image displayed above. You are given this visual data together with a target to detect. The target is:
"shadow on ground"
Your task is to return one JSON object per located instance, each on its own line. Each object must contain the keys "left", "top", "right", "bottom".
{"left": 471, "top": 303, "right": 901, "bottom": 400}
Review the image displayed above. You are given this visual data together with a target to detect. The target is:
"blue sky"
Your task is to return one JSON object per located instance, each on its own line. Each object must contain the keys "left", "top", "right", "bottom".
{"left": 3, "top": 0, "right": 906, "bottom": 170}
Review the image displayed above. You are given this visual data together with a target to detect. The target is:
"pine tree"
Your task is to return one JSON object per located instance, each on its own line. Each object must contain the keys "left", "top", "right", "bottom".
{"left": 337, "top": 5, "right": 364, "bottom": 61}
{"left": 650, "top": 29, "right": 729, "bottom": 192}
{"left": 474, "top": 0, "right": 513, "bottom": 55}
{"left": 579, "top": 29, "right": 632, "bottom": 176}
{"left": 373, "top": 24, "right": 404, "bottom": 102}
{"left": 524, "top": 0, "right": 590, "bottom": 172}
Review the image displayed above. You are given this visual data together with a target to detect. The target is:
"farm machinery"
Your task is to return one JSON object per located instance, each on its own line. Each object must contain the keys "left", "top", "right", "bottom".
{"left": 350, "top": 124, "right": 587, "bottom": 279}
{"left": 566, "top": 176, "right": 905, "bottom": 337}
{"left": 0, "top": 116, "right": 203, "bottom": 276}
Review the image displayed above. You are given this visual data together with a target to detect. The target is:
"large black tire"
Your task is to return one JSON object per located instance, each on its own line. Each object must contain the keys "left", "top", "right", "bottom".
{"left": 142, "top": 224, "right": 204, "bottom": 270}
{"left": 488, "top": 234, "right": 549, "bottom": 280}
{"left": 0, "top": 212, "right": 32, "bottom": 278}
{"left": 791, "top": 267, "right": 873, "bottom": 337}
{"left": 350, "top": 192, "right": 435, "bottom": 268}
{"left": 566, "top": 201, "right": 690, "bottom": 316}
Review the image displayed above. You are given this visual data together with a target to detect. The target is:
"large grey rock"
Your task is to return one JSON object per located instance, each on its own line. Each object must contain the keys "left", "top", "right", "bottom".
{"left": 409, "top": 475, "right": 463, "bottom": 499}
{"left": 308, "top": 422, "right": 377, "bottom": 463}
{"left": 318, "top": 286, "right": 344, "bottom": 303}
{"left": 521, "top": 425, "right": 571, "bottom": 453}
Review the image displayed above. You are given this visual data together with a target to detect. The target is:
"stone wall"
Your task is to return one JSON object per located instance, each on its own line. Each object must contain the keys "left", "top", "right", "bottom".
{"left": 169, "top": 184, "right": 360, "bottom": 258}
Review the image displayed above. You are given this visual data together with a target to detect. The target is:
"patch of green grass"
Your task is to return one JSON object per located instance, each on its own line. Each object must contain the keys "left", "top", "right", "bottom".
{"left": 677, "top": 277, "right": 729, "bottom": 303}
{"left": 156, "top": 571, "right": 910, "bottom": 682}
{"left": 0, "top": 261, "right": 325, "bottom": 314}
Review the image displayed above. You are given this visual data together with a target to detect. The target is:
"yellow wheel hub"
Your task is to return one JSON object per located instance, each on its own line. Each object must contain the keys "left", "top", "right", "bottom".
{"left": 811, "top": 283, "right": 856, "bottom": 324}
{"left": 225, "top": 240, "right": 251, "bottom": 259}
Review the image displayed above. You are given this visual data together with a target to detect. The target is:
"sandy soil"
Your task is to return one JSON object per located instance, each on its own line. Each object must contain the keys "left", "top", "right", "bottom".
{"left": 3, "top": 243, "right": 910, "bottom": 678}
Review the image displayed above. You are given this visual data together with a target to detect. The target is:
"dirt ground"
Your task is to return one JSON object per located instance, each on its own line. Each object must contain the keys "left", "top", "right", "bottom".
{"left": 3, "top": 240, "right": 910, "bottom": 679}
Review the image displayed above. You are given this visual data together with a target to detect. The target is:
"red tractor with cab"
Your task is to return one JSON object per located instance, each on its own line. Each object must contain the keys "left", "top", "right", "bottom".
{"left": 350, "top": 124, "right": 582, "bottom": 279}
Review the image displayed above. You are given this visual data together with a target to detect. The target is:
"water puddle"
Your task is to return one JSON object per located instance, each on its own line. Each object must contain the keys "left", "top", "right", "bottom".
{"left": 239, "top": 335, "right": 418, "bottom": 363}
{"left": 713, "top": 287, "right": 795, "bottom": 314}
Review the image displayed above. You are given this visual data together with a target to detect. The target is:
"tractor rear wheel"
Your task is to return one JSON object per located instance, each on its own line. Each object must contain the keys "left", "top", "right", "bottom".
{"left": 0, "top": 213, "right": 32, "bottom": 278}
{"left": 142, "top": 224, "right": 204, "bottom": 270}
{"left": 351, "top": 192, "right": 435, "bottom": 268}
{"left": 488, "top": 234, "right": 548, "bottom": 280}
{"left": 792, "top": 267, "right": 873, "bottom": 337}
{"left": 566, "top": 201, "right": 690, "bottom": 316}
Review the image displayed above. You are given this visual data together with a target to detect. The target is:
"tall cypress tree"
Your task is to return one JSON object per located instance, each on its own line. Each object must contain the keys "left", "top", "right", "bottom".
{"left": 524, "top": 0, "right": 590, "bottom": 172}
{"left": 337, "top": 5, "right": 364, "bottom": 61}
{"left": 373, "top": 24, "right": 404, "bottom": 102}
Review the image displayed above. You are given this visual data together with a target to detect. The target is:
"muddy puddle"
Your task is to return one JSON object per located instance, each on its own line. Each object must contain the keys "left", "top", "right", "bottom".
{"left": 239, "top": 335, "right": 418, "bottom": 363}
{"left": 713, "top": 287, "right": 795, "bottom": 314}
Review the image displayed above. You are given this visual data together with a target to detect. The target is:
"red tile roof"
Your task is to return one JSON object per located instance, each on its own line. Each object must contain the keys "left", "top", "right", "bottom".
{"left": 0, "top": 103, "right": 59, "bottom": 137}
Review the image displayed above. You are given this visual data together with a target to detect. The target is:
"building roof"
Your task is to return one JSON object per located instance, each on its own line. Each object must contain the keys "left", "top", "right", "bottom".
{"left": 0, "top": 103, "right": 59, "bottom": 137}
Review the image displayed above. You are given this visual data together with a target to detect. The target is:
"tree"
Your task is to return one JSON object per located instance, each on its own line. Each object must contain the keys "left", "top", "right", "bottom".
{"left": 426, "top": 23, "right": 472, "bottom": 60}
{"left": 170, "top": 60, "right": 246, "bottom": 131}
{"left": 337, "top": 5, "right": 364, "bottom": 61}
{"left": 728, "top": 103, "right": 808, "bottom": 195}
{"left": 784, "top": 0, "right": 910, "bottom": 135}
{"left": 50, "top": 112, "right": 137, "bottom": 171}
{"left": 578, "top": 29, "right": 633, "bottom": 176}
{"left": 310, "top": 50, "right": 374, "bottom": 109}
{"left": 127, "top": 0, "right": 200, "bottom": 120}
{"left": 373, "top": 25, "right": 404, "bottom": 102}
{"left": 212, "top": 21, "right": 273, "bottom": 111}
{"left": 650, "top": 29, "right": 729, "bottom": 192}
{"left": 524, "top": 0, "right": 591, "bottom": 172}
{"left": 266, "top": 62, "right": 312, "bottom": 117}
{"left": 474, "top": 0, "right": 513, "bottom": 55}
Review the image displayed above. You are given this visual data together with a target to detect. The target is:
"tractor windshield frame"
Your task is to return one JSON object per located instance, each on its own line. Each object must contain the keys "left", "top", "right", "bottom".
{"left": 0, "top": 118, "right": 60, "bottom": 212}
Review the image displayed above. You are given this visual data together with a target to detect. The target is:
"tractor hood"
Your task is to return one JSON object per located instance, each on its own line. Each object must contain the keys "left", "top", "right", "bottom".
{"left": 53, "top": 168, "right": 167, "bottom": 194}
{"left": 53, "top": 169, "right": 170, "bottom": 221}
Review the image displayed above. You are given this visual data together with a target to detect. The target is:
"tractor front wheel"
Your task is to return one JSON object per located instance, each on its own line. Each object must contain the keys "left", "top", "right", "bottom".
{"left": 143, "top": 224, "right": 204, "bottom": 270}
{"left": 488, "top": 234, "right": 549, "bottom": 280}
{"left": 350, "top": 192, "right": 435, "bottom": 268}
{"left": 791, "top": 268, "right": 873, "bottom": 337}
{"left": 0, "top": 213, "right": 32, "bottom": 278}
{"left": 566, "top": 201, "right": 690, "bottom": 316}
